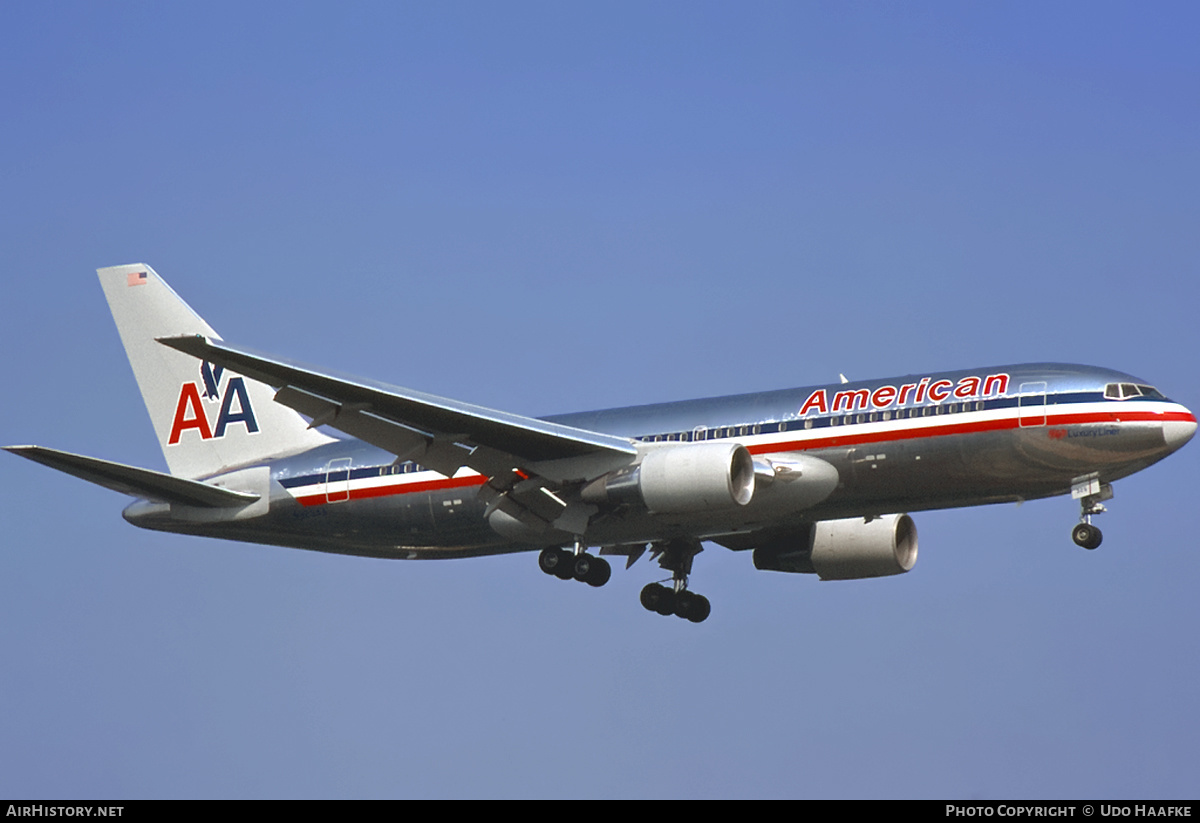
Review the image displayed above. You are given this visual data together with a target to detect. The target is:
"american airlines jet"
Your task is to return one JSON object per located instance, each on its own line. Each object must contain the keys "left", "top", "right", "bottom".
{"left": 7, "top": 265, "right": 1196, "bottom": 623}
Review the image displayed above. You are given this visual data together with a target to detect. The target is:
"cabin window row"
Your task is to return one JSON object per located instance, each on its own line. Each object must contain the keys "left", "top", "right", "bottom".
{"left": 636, "top": 400, "right": 990, "bottom": 443}
{"left": 373, "top": 462, "right": 426, "bottom": 476}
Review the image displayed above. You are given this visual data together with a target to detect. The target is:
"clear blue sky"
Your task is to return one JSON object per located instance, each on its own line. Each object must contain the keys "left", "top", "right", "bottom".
{"left": 2, "top": 1, "right": 1198, "bottom": 799}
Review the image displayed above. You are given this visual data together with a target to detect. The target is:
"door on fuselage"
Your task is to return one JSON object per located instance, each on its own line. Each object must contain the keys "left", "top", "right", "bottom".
{"left": 1014, "top": 380, "right": 1077, "bottom": 472}
{"left": 1018, "top": 381, "right": 1047, "bottom": 427}
{"left": 325, "top": 457, "right": 352, "bottom": 504}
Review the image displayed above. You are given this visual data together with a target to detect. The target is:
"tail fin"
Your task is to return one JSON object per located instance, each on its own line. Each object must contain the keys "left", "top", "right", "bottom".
{"left": 98, "top": 264, "right": 334, "bottom": 479}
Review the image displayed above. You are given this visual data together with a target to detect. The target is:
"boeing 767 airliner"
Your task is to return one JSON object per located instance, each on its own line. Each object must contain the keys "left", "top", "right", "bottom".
{"left": 7, "top": 265, "right": 1195, "bottom": 623}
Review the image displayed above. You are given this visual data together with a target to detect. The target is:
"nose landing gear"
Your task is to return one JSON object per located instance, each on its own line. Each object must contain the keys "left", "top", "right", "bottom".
{"left": 1070, "top": 474, "right": 1112, "bottom": 550}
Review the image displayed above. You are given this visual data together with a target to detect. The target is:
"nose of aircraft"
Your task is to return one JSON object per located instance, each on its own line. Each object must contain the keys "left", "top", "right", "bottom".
{"left": 1163, "top": 406, "right": 1198, "bottom": 452}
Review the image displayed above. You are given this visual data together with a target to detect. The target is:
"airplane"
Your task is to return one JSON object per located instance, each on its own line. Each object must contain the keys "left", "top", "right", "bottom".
{"left": 6, "top": 264, "right": 1196, "bottom": 624}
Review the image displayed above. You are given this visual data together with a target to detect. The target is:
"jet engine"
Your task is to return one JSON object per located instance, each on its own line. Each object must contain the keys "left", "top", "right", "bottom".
{"left": 752, "top": 514, "right": 918, "bottom": 580}
{"left": 581, "top": 442, "right": 755, "bottom": 513}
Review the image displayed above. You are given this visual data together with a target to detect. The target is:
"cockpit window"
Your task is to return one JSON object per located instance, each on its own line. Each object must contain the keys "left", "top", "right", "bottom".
{"left": 1104, "top": 383, "right": 1165, "bottom": 401}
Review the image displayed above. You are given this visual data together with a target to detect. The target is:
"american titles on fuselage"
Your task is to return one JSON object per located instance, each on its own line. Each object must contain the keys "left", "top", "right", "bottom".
{"left": 637, "top": 372, "right": 1014, "bottom": 444}
{"left": 798, "top": 372, "right": 1010, "bottom": 417}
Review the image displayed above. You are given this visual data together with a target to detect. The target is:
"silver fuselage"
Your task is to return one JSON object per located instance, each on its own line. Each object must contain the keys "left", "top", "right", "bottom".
{"left": 123, "top": 362, "right": 1196, "bottom": 559}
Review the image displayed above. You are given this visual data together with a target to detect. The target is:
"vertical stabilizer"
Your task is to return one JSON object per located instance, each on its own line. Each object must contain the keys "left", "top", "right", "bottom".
{"left": 98, "top": 264, "right": 334, "bottom": 478}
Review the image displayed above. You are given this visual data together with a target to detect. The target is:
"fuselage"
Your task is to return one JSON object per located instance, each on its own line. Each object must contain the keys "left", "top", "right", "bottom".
{"left": 124, "top": 362, "right": 1196, "bottom": 559}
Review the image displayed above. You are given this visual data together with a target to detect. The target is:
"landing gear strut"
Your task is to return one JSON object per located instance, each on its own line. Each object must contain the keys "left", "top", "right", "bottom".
{"left": 639, "top": 539, "right": 711, "bottom": 623}
{"left": 1070, "top": 474, "right": 1112, "bottom": 550}
{"left": 538, "top": 541, "right": 611, "bottom": 587}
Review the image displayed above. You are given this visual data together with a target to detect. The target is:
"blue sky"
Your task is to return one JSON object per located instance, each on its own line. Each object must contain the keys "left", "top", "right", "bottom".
{"left": 2, "top": 2, "right": 1198, "bottom": 799}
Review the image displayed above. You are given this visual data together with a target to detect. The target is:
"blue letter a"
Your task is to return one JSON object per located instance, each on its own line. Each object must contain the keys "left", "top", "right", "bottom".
{"left": 214, "top": 377, "right": 260, "bottom": 437}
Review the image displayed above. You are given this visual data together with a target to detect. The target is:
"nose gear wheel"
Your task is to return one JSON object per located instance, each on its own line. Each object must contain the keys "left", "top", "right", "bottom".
{"left": 1071, "top": 522, "right": 1102, "bottom": 550}
{"left": 1070, "top": 476, "right": 1112, "bottom": 550}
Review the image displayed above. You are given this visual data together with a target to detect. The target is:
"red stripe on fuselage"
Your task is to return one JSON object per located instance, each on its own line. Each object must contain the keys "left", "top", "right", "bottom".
{"left": 294, "top": 473, "right": 487, "bottom": 507}
{"left": 745, "top": 408, "right": 1192, "bottom": 455}
{"left": 288, "top": 407, "right": 1194, "bottom": 507}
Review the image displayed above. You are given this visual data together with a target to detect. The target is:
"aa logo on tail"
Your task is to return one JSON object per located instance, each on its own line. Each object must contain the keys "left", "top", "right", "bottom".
{"left": 168, "top": 362, "right": 259, "bottom": 445}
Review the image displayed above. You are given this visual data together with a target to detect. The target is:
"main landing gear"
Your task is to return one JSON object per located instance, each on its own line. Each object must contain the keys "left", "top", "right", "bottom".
{"left": 1070, "top": 474, "right": 1113, "bottom": 550}
{"left": 639, "top": 538, "right": 711, "bottom": 624}
{"left": 538, "top": 541, "right": 611, "bottom": 587}
{"left": 537, "top": 537, "right": 712, "bottom": 623}
{"left": 640, "top": 583, "right": 711, "bottom": 624}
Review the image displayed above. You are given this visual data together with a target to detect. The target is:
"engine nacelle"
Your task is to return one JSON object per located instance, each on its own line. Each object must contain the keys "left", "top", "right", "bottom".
{"left": 752, "top": 514, "right": 918, "bottom": 580}
{"left": 581, "top": 442, "right": 755, "bottom": 514}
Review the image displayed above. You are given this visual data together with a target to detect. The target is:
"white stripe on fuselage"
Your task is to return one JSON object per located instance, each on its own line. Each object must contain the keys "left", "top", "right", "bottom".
{"left": 279, "top": 397, "right": 1183, "bottom": 505}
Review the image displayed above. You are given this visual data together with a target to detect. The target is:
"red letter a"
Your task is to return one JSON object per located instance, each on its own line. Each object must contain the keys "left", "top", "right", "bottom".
{"left": 168, "top": 383, "right": 213, "bottom": 444}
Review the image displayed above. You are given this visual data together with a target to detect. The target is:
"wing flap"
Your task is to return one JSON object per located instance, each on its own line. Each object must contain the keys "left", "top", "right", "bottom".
{"left": 275, "top": 385, "right": 432, "bottom": 460}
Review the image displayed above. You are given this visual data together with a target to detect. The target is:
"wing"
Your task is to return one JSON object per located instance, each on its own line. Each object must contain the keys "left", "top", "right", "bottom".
{"left": 157, "top": 335, "right": 638, "bottom": 532}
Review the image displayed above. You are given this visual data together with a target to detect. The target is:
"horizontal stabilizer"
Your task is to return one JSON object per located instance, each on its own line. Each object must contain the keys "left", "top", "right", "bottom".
{"left": 4, "top": 446, "right": 261, "bottom": 508}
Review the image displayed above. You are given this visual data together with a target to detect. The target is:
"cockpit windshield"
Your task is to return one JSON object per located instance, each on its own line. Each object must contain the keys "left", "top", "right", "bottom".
{"left": 1103, "top": 383, "right": 1165, "bottom": 401}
